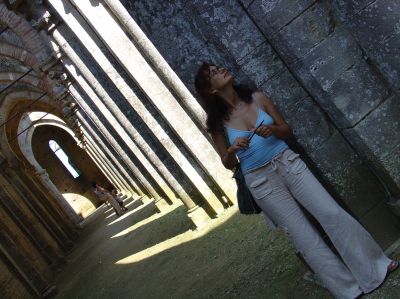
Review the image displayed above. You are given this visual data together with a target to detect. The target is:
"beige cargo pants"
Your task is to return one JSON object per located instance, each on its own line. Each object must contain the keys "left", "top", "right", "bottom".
{"left": 244, "top": 149, "right": 391, "bottom": 299}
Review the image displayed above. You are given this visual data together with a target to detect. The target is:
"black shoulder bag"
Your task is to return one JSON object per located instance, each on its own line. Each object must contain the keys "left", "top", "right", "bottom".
{"left": 223, "top": 128, "right": 262, "bottom": 214}
{"left": 232, "top": 165, "right": 262, "bottom": 214}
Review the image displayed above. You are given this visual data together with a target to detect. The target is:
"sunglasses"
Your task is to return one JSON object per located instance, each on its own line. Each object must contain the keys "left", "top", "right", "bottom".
{"left": 208, "top": 66, "right": 224, "bottom": 79}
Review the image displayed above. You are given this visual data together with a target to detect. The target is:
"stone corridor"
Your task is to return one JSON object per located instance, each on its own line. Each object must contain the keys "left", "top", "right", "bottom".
{"left": 2, "top": 1, "right": 400, "bottom": 298}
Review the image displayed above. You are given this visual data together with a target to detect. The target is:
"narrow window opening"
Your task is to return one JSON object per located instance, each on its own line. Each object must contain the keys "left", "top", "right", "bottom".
{"left": 49, "top": 140, "right": 80, "bottom": 178}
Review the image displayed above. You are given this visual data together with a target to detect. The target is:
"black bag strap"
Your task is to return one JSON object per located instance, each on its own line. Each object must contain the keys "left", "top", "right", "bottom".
{"left": 222, "top": 127, "right": 240, "bottom": 176}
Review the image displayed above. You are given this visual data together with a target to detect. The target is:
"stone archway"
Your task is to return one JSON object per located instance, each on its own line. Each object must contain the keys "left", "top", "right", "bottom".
{"left": 18, "top": 112, "right": 112, "bottom": 218}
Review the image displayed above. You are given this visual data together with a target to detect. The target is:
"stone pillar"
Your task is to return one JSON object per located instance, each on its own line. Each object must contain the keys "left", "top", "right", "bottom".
{"left": 0, "top": 187, "right": 66, "bottom": 268}
{"left": 68, "top": 83, "right": 163, "bottom": 204}
{"left": 51, "top": 32, "right": 182, "bottom": 207}
{"left": 0, "top": 254, "right": 35, "bottom": 298}
{"left": 84, "top": 140, "right": 127, "bottom": 194}
{"left": 50, "top": 30, "right": 215, "bottom": 225}
{"left": 73, "top": 119, "right": 133, "bottom": 195}
{"left": 2, "top": 166, "right": 76, "bottom": 250}
{"left": 0, "top": 225, "right": 56, "bottom": 298}
{"left": 103, "top": 0, "right": 207, "bottom": 124}
{"left": 82, "top": 128, "right": 137, "bottom": 196}
{"left": 48, "top": 0, "right": 229, "bottom": 218}
{"left": 71, "top": 0, "right": 236, "bottom": 205}
{"left": 48, "top": 18, "right": 184, "bottom": 207}
{"left": 35, "top": 168, "right": 81, "bottom": 224}
{"left": 76, "top": 112, "right": 145, "bottom": 198}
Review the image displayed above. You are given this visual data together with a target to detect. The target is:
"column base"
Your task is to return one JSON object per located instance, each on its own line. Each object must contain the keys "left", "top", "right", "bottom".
{"left": 187, "top": 205, "right": 211, "bottom": 229}
{"left": 141, "top": 195, "right": 154, "bottom": 204}
{"left": 384, "top": 236, "right": 400, "bottom": 256}
{"left": 129, "top": 198, "right": 144, "bottom": 210}
{"left": 386, "top": 199, "right": 400, "bottom": 217}
{"left": 154, "top": 199, "right": 171, "bottom": 212}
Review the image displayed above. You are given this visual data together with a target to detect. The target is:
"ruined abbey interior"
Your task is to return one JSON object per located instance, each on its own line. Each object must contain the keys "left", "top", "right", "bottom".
{"left": 1, "top": 0, "right": 400, "bottom": 298}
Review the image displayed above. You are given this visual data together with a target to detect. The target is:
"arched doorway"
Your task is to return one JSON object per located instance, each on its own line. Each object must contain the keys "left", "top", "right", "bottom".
{"left": 30, "top": 121, "right": 113, "bottom": 218}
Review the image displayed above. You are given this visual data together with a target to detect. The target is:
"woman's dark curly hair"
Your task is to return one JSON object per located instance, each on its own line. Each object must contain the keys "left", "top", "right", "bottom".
{"left": 194, "top": 62, "right": 254, "bottom": 133}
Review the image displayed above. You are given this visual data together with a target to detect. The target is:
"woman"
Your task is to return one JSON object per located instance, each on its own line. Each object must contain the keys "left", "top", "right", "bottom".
{"left": 194, "top": 62, "right": 398, "bottom": 299}
{"left": 112, "top": 189, "right": 128, "bottom": 212}
{"left": 93, "top": 183, "right": 124, "bottom": 217}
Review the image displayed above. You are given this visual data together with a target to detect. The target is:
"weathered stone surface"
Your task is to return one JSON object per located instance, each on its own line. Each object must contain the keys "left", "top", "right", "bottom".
{"left": 326, "top": 59, "right": 389, "bottom": 128}
{"left": 238, "top": 41, "right": 284, "bottom": 87}
{"left": 331, "top": 0, "right": 374, "bottom": 20}
{"left": 147, "top": 21, "right": 226, "bottom": 93}
{"left": 0, "top": 28, "right": 26, "bottom": 49}
{"left": 238, "top": 0, "right": 254, "bottom": 9}
{"left": 0, "top": 260, "right": 33, "bottom": 299}
{"left": 0, "top": 56, "right": 29, "bottom": 72}
{"left": 189, "top": 0, "right": 264, "bottom": 62}
{"left": 358, "top": 201, "right": 400, "bottom": 249}
{"left": 119, "top": 0, "right": 186, "bottom": 30}
{"left": 260, "top": 69, "right": 308, "bottom": 114}
{"left": 285, "top": 97, "right": 333, "bottom": 153}
{"left": 370, "top": 35, "right": 400, "bottom": 93}
{"left": 248, "top": 0, "right": 316, "bottom": 34}
{"left": 274, "top": 1, "right": 336, "bottom": 60}
{"left": 339, "top": 0, "right": 400, "bottom": 43}
{"left": 122, "top": 0, "right": 227, "bottom": 94}
{"left": 297, "top": 28, "right": 362, "bottom": 91}
{"left": 118, "top": 0, "right": 400, "bottom": 246}
{"left": 331, "top": 0, "right": 400, "bottom": 92}
{"left": 308, "top": 132, "right": 384, "bottom": 217}
{"left": 380, "top": 144, "right": 400, "bottom": 188}
{"left": 349, "top": 95, "right": 400, "bottom": 159}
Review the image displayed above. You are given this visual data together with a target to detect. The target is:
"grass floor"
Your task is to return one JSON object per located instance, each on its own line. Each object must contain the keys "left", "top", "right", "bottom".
{"left": 54, "top": 200, "right": 400, "bottom": 299}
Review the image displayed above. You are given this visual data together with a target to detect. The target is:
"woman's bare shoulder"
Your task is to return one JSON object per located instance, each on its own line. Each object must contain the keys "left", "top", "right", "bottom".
{"left": 252, "top": 90, "right": 271, "bottom": 101}
{"left": 252, "top": 90, "right": 272, "bottom": 109}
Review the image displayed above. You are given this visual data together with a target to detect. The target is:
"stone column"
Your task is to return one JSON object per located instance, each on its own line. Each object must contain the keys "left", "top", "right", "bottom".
{"left": 67, "top": 83, "right": 163, "bottom": 204}
{"left": 0, "top": 253, "right": 36, "bottom": 298}
{"left": 35, "top": 168, "right": 82, "bottom": 224}
{"left": 0, "top": 187, "right": 66, "bottom": 268}
{"left": 0, "top": 227, "right": 56, "bottom": 298}
{"left": 2, "top": 166, "right": 76, "bottom": 250}
{"left": 48, "top": 20, "right": 182, "bottom": 207}
{"left": 50, "top": 30, "right": 181, "bottom": 207}
{"left": 76, "top": 111, "right": 146, "bottom": 198}
{"left": 48, "top": 0, "right": 229, "bottom": 219}
{"left": 50, "top": 28, "right": 214, "bottom": 225}
{"left": 83, "top": 140, "right": 127, "bottom": 194}
{"left": 84, "top": 135, "right": 136, "bottom": 198}
{"left": 102, "top": 0, "right": 206, "bottom": 124}
{"left": 67, "top": 0, "right": 236, "bottom": 205}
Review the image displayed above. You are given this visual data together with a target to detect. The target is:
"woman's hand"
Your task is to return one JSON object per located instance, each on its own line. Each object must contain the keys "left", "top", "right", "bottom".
{"left": 229, "top": 137, "right": 250, "bottom": 152}
{"left": 252, "top": 124, "right": 273, "bottom": 138}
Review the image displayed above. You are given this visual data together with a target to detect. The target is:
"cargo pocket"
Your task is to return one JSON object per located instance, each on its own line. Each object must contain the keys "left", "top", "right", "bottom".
{"left": 286, "top": 152, "right": 307, "bottom": 175}
{"left": 248, "top": 176, "right": 273, "bottom": 200}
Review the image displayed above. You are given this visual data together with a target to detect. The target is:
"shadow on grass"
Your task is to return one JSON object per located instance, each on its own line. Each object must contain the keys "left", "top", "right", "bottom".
{"left": 55, "top": 200, "right": 400, "bottom": 299}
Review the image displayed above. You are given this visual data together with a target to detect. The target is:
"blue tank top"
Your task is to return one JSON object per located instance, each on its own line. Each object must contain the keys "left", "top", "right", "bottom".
{"left": 225, "top": 109, "right": 288, "bottom": 173}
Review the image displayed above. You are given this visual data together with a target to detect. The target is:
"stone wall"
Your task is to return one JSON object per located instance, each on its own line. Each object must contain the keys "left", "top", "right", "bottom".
{"left": 0, "top": 3, "right": 82, "bottom": 297}
{"left": 123, "top": 0, "right": 400, "bottom": 247}
{"left": 1, "top": 1, "right": 399, "bottom": 297}
{"left": 330, "top": 0, "right": 400, "bottom": 191}
{"left": 48, "top": 0, "right": 239, "bottom": 226}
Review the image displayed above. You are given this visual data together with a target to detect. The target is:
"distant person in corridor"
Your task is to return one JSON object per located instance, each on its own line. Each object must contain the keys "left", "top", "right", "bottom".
{"left": 112, "top": 189, "right": 128, "bottom": 212}
{"left": 194, "top": 62, "right": 398, "bottom": 299}
{"left": 92, "top": 183, "right": 124, "bottom": 217}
